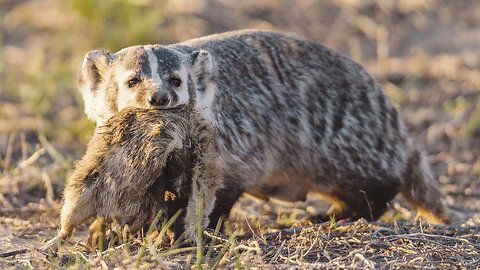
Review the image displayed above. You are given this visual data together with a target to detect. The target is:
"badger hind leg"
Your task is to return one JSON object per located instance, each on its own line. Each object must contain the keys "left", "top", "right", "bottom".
{"left": 313, "top": 176, "right": 401, "bottom": 223}
{"left": 400, "top": 148, "right": 453, "bottom": 224}
{"left": 338, "top": 184, "right": 399, "bottom": 222}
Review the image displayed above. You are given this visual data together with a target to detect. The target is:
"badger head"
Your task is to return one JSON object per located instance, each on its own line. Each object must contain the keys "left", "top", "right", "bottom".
{"left": 78, "top": 45, "right": 214, "bottom": 126}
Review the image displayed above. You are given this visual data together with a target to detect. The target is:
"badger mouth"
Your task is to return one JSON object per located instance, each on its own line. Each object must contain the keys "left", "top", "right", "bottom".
{"left": 147, "top": 92, "right": 173, "bottom": 109}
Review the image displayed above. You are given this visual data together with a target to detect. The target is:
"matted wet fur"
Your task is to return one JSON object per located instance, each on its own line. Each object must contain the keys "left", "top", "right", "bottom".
{"left": 41, "top": 108, "right": 221, "bottom": 250}
{"left": 77, "top": 29, "right": 457, "bottom": 228}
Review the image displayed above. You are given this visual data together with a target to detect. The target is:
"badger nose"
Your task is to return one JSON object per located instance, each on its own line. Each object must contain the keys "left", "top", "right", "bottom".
{"left": 149, "top": 92, "right": 169, "bottom": 107}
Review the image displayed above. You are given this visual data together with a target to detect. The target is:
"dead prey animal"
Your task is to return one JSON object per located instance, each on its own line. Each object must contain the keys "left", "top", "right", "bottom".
{"left": 41, "top": 108, "right": 221, "bottom": 250}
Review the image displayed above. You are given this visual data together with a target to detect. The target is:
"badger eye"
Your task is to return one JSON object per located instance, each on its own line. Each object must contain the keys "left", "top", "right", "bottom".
{"left": 168, "top": 77, "right": 182, "bottom": 87}
{"left": 127, "top": 77, "right": 141, "bottom": 88}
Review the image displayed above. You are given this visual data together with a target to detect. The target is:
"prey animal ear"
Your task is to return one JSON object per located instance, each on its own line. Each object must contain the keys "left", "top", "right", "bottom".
{"left": 190, "top": 50, "right": 214, "bottom": 76}
{"left": 77, "top": 49, "right": 113, "bottom": 96}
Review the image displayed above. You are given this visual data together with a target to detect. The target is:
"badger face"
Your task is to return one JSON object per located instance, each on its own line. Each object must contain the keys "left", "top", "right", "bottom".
{"left": 78, "top": 45, "right": 213, "bottom": 126}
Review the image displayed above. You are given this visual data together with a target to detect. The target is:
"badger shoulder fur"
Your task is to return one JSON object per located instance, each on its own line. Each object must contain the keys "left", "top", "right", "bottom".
{"left": 76, "top": 29, "right": 456, "bottom": 228}
{"left": 42, "top": 108, "right": 221, "bottom": 250}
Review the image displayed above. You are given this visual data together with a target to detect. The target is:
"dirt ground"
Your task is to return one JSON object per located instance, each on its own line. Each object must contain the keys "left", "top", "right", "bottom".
{"left": 0, "top": 0, "right": 479, "bottom": 268}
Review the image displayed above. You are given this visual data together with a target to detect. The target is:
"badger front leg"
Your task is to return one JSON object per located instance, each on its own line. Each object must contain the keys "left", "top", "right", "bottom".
{"left": 183, "top": 162, "right": 222, "bottom": 243}
{"left": 183, "top": 136, "right": 222, "bottom": 244}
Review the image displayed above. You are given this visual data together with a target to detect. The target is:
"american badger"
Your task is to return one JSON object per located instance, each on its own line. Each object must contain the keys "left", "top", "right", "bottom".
{"left": 77, "top": 29, "right": 453, "bottom": 226}
{"left": 42, "top": 108, "right": 220, "bottom": 249}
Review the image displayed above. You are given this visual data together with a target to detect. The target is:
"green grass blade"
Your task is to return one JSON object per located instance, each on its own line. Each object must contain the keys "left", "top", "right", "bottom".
{"left": 153, "top": 209, "right": 183, "bottom": 248}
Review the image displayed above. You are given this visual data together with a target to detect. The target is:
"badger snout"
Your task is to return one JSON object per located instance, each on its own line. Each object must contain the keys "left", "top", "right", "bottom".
{"left": 149, "top": 92, "right": 170, "bottom": 107}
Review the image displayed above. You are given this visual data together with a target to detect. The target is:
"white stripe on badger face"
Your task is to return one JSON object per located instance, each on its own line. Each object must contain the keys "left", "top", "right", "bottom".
{"left": 175, "top": 66, "right": 190, "bottom": 106}
{"left": 146, "top": 47, "right": 163, "bottom": 88}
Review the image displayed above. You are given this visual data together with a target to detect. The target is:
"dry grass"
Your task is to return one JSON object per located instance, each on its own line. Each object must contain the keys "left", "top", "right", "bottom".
{"left": 1, "top": 0, "right": 479, "bottom": 269}
{"left": 0, "top": 210, "right": 478, "bottom": 268}
{"left": 239, "top": 220, "right": 480, "bottom": 269}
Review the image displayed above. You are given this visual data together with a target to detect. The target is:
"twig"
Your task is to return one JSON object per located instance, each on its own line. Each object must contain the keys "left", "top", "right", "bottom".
{"left": 38, "top": 133, "right": 70, "bottom": 168}
{"left": 233, "top": 244, "right": 262, "bottom": 253}
{"left": 3, "top": 131, "right": 16, "bottom": 174}
{"left": 360, "top": 190, "right": 374, "bottom": 221}
{"left": 42, "top": 170, "right": 54, "bottom": 205}
{"left": 204, "top": 230, "right": 229, "bottom": 243}
{"left": 20, "top": 132, "right": 27, "bottom": 161}
{"left": 0, "top": 248, "right": 28, "bottom": 258}
{"left": 268, "top": 239, "right": 286, "bottom": 263}
{"left": 18, "top": 148, "right": 46, "bottom": 169}
{"left": 301, "top": 225, "right": 322, "bottom": 259}
{"left": 384, "top": 232, "right": 480, "bottom": 249}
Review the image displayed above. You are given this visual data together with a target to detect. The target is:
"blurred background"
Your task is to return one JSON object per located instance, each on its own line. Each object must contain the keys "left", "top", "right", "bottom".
{"left": 0, "top": 0, "right": 479, "bottom": 230}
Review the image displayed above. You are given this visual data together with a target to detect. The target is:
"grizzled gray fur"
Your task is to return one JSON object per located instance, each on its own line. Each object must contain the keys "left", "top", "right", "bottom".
{"left": 42, "top": 108, "right": 220, "bottom": 250}
{"left": 77, "top": 29, "right": 453, "bottom": 228}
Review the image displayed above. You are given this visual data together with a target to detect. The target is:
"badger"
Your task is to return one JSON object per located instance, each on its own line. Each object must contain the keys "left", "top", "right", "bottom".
{"left": 41, "top": 108, "right": 221, "bottom": 250}
{"left": 77, "top": 29, "right": 454, "bottom": 229}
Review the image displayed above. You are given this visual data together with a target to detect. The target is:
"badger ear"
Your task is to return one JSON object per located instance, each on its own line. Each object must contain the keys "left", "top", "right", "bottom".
{"left": 190, "top": 50, "right": 214, "bottom": 76}
{"left": 77, "top": 50, "right": 113, "bottom": 123}
{"left": 77, "top": 49, "right": 113, "bottom": 96}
